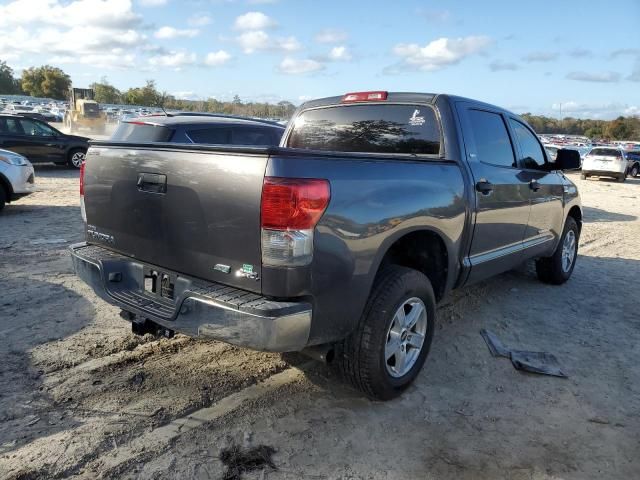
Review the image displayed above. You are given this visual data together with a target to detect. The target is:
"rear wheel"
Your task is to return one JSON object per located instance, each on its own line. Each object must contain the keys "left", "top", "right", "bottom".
{"left": 631, "top": 165, "right": 639, "bottom": 177}
{"left": 536, "top": 216, "right": 579, "bottom": 284}
{"left": 580, "top": 173, "right": 588, "bottom": 180}
{"left": 337, "top": 265, "right": 436, "bottom": 400}
{"left": 68, "top": 149, "right": 86, "bottom": 169}
{"left": 617, "top": 174, "right": 626, "bottom": 183}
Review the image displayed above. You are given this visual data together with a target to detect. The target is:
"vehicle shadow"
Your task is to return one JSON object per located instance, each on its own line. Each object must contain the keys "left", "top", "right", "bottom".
{"left": 582, "top": 206, "right": 637, "bottom": 222}
{"left": 0, "top": 277, "right": 95, "bottom": 456}
{"left": 279, "top": 254, "right": 640, "bottom": 478}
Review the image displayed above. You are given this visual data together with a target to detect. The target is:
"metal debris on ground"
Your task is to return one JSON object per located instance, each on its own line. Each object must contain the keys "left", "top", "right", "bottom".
{"left": 220, "top": 443, "right": 276, "bottom": 480}
{"left": 480, "top": 329, "right": 567, "bottom": 378}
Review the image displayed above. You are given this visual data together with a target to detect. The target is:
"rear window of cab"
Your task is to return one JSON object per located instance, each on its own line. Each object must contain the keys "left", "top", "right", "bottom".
{"left": 287, "top": 104, "right": 441, "bottom": 155}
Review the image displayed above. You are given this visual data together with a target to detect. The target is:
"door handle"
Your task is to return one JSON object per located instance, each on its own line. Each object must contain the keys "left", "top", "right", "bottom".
{"left": 529, "top": 180, "right": 541, "bottom": 192}
{"left": 137, "top": 173, "right": 167, "bottom": 194}
{"left": 475, "top": 179, "right": 493, "bottom": 195}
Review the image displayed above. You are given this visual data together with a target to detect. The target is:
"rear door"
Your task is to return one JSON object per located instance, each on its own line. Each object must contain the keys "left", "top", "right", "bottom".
{"left": 507, "top": 117, "right": 564, "bottom": 259}
{"left": 456, "top": 103, "right": 531, "bottom": 283}
{"left": 83, "top": 145, "right": 268, "bottom": 293}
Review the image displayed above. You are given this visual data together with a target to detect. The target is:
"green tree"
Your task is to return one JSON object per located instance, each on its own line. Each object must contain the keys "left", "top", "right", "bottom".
{"left": 0, "top": 60, "right": 21, "bottom": 94}
{"left": 90, "top": 77, "right": 122, "bottom": 104}
{"left": 605, "top": 116, "right": 635, "bottom": 140}
{"left": 20, "top": 65, "right": 71, "bottom": 99}
{"left": 124, "top": 80, "right": 161, "bottom": 106}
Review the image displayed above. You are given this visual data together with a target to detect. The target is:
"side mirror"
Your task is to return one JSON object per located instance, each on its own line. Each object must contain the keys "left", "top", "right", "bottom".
{"left": 555, "top": 149, "right": 581, "bottom": 170}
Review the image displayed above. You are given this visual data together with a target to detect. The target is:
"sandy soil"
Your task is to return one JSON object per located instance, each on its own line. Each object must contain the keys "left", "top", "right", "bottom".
{"left": 0, "top": 167, "right": 638, "bottom": 480}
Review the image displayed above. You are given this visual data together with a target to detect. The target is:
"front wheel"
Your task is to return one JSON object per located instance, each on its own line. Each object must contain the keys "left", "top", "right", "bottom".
{"left": 617, "top": 174, "right": 626, "bottom": 183}
{"left": 337, "top": 266, "right": 436, "bottom": 400}
{"left": 536, "top": 216, "right": 579, "bottom": 284}
{"left": 67, "top": 149, "right": 86, "bottom": 169}
{"left": 0, "top": 184, "right": 6, "bottom": 211}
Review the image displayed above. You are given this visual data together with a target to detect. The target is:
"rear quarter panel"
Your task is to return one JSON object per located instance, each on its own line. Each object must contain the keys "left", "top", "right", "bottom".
{"left": 265, "top": 155, "right": 466, "bottom": 344}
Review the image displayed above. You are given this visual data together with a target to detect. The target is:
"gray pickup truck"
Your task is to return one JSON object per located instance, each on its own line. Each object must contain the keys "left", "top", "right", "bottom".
{"left": 71, "top": 92, "right": 582, "bottom": 399}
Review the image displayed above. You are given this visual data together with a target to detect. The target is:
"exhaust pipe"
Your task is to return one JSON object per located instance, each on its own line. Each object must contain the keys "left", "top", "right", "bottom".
{"left": 300, "top": 344, "right": 335, "bottom": 364}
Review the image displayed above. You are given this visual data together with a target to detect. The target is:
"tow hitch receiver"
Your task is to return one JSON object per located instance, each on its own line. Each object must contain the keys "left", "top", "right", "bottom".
{"left": 122, "top": 310, "right": 175, "bottom": 338}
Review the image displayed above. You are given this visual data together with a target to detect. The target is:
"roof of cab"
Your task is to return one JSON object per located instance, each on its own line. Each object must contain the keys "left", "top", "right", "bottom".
{"left": 298, "top": 92, "right": 519, "bottom": 118}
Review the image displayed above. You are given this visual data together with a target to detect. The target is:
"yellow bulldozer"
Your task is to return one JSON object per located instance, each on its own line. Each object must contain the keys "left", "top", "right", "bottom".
{"left": 64, "top": 88, "right": 106, "bottom": 134}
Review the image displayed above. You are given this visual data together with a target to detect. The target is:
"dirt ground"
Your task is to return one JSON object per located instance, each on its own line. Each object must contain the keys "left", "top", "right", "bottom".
{"left": 0, "top": 166, "right": 638, "bottom": 480}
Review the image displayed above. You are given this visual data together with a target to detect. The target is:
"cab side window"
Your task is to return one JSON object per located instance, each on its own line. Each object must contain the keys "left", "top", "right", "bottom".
{"left": 18, "top": 119, "right": 55, "bottom": 136}
{"left": 467, "top": 109, "right": 516, "bottom": 168}
{"left": 509, "top": 119, "right": 546, "bottom": 169}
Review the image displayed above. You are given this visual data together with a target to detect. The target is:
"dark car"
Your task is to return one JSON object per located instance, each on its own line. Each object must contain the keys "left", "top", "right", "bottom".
{"left": 110, "top": 113, "right": 285, "bottom": 146}
{"left": 626, "top": 150, "right": 640, "bottom": 177}
{"left": 72, "top": 91, "right": 582, "bottom": 400}
{"left": 0, "top": 114, "right": 90, "bottom": 168}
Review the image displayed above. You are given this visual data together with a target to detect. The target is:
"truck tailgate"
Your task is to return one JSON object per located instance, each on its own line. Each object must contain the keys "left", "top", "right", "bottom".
{"left": 83, "top": 144, "right": 267, "bottom": 293}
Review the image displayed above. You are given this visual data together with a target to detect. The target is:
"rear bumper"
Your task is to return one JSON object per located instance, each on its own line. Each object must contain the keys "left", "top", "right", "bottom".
{"left": 70, "top": 242, "right": 312, "bottom": 352}
{"left": 583, "top": 170, "right": 624, "bottom": 177}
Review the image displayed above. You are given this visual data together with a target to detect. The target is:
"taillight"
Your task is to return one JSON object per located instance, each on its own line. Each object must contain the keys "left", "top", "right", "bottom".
{"left": 341, "top": 91, "right": 388, "bottom": 103}
{"left": 79, "top": 161, "right": 85, "bottom": 196}
{"left": 261, "top": 177, "right": 330, "bottom": 266}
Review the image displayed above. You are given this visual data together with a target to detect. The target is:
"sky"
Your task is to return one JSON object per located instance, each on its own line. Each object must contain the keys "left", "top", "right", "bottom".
{"left": 1, "top": 0, "right": 639, "bottom": 119}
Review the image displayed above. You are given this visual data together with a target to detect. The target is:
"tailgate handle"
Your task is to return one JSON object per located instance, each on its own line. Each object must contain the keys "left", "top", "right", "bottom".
{"left": 137, "top": 173, "right": 167, "bottom": 194}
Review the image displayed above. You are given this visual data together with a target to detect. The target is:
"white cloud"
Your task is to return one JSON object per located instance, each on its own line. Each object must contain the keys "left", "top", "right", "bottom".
{"left": 188, "top": 14, "right": 212, "bottom": 27}
{"left": 234, "top": 11, "right": 276, "bottom": 30}
{"left": 0, "top": 25, "right": 144, "bottom": 58}
{"left": 139, "top": 0, "right": 167, "bottom": 5}
{"left": 205, "top": 50, "right": 231, "bottom": 66}
{"left": 566, "top": 71, "right": 621, "bottom": 83}
{"left": 315, "top": 28, "right": 347, "bottom": 44}
{"left": 550, "top": 101, "right": 638, "bottom": 119}
{"left": 0, "top": 0, "right": 141, "bottom": 28}
{"left": 0, "top": 0, "right": 148, "bottom": 71}
{"left": 148, "top": 51, "right": 197, "bottom": 69}
{"left": 154, "top": 26, "right": 199, "bottom": 39}
{"left": 278, "top": 57, "right": 324, "bottom": 75}
{"left": 523, "top": 51, "right": 558, "bottom": 62}
{"left": 237, "top": 30, "right": 269, "bottom": 53}
{"left": 236, "top": 30, "right": 300, "bottom": 54}
{"left": 328, "top": 45, "right": 352, "bottom": 61}
{"left": 489, "top": 60, "right": 518, "bottom": 71}
{"left": 390, "top": 36, "right": 491, "bottom": 72}
{"left": 172, "top": 91, "right": 200, "bottom": 100}
{"left": 51, "top": 53, "right": 136, "bottom": 69}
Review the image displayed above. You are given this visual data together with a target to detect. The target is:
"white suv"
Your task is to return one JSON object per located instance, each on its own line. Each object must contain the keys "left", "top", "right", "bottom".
{"left": 0, "top": 149, "right": 35, "bottom": 210}
{"left": 581, "top": 147, "right": 628, "bottom": 182}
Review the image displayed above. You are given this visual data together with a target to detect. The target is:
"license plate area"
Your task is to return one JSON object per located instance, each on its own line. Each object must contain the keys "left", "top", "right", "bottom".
{"left": 144, "top": 268, "right": 175, "bottom": 300}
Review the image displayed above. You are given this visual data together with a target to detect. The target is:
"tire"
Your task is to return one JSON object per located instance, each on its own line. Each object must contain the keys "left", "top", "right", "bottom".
{"left": 337, "top": 265, "right": 436, "bottom": 400}
{"left": 617, "top": 174, "right": 626, "bottom": 183}
{"left": 0, "top": 184, "right": 6, "bottom": 211}
{"left": 536, "top": 216, "right": 579, "bottom": 285}
{"left": 67, "top": 148, "right": 86, "bottom": 169}
{"left": 631, "top": 165, "right": 640, "bottom": 178}
{"left": 580, "top": 173, "right": 588, "bottom": 180}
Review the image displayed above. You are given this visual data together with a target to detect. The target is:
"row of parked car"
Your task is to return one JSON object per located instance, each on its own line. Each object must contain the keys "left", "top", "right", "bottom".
{"left": 0, "top": 111, "right": 285, "bottom": 210}
{"left": 543, "top": 142, "right": 640, "bottom": 182}
{"left": 1, "top": 105, "right": 638, "bottom": 211}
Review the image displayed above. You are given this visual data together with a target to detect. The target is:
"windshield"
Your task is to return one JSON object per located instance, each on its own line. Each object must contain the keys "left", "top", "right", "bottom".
{"left": 287, "top": 104, "right": 441, "bottom": 155}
